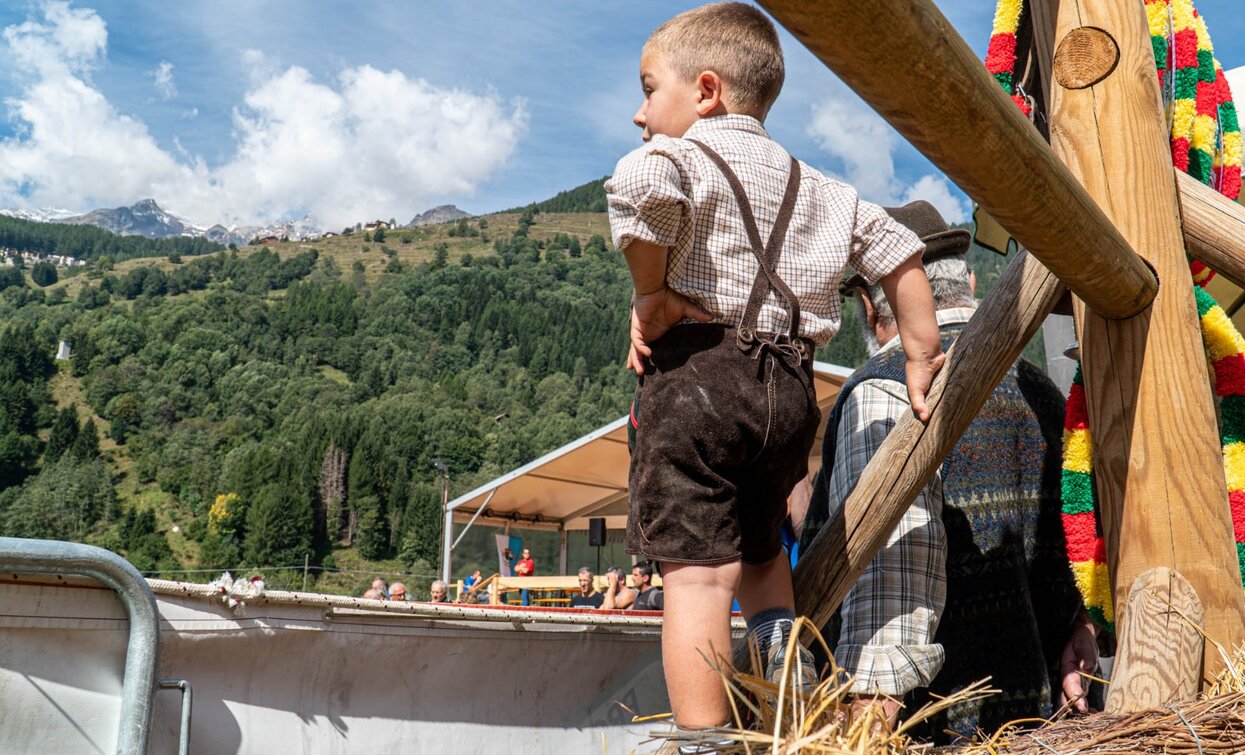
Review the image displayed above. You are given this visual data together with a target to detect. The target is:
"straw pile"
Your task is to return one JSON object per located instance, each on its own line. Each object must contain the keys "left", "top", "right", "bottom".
{"left": 646, "top": 622, "right": 1245, "bottom": 754}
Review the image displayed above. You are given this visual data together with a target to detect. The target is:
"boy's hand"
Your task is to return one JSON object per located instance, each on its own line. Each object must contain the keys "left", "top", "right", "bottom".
{"left": 879, "top": 255, "right": 944, "bottom": 422}
{"left": 626, "top": 287, "right": 712, "bottom": 375}
{"left": 905, "top": 352, "right": 946, "bottom": 422}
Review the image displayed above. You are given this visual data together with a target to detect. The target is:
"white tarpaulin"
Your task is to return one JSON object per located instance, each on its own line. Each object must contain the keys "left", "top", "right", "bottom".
{"left": 446, "top": 361, "right": 854, "bottom": 535}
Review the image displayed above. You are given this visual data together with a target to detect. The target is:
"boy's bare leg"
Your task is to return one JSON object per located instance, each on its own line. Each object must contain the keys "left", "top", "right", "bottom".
{"left": 735, "top": 553, "right": 794, "bottom": 617}
{"left": 661, "top": 561, "right": 742, "bottom": 728}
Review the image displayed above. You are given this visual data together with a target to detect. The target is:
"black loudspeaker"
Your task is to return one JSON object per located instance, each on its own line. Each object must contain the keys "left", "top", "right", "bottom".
{"left": 588, "top": 517, "right": 607, "bottom": 546}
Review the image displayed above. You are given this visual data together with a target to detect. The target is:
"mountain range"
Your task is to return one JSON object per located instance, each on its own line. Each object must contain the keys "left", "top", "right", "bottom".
{"left": 0, "top": 199, "right": 474, "bottom": 245}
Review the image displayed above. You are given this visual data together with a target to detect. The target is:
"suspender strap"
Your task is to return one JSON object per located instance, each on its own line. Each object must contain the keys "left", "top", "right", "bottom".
{"left": 688, "top": 139, "right": 804, "bottom": 354}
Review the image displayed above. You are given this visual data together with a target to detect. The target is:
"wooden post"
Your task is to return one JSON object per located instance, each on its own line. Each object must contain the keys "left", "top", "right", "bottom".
{"left": 1178, "top": 172, "right": 1245, "bottom": 289}
{"left": 1106, "top": 568, "right": 1204, "bottom": 711}
{"left": 792, "top": 251, "right": 1064, "bottom": 630}
{"left": 756, "top": 0, "right": 1156, "bottom": 319}
{"left": 1047, "top": 0, "right": 1245, "bottom": 681}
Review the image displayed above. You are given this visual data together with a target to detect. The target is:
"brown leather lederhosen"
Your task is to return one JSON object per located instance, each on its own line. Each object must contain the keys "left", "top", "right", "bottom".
{"left": 626, "top": 141, "right": 821, "bottom": 565}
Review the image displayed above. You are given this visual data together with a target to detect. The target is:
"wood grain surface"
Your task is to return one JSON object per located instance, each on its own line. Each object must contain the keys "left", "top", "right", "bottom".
{"left": 1047, "top": 1, "right": 1245, "bottom": 683}
{"left": 1178, "top": 171, "right": 1245, "bottom": 289}
{"left": 756, "top": 0, "right": 1155, "bottom": 319}
{"left": 1053, "top": 26, "right": 1119, "bottom": 89}
{"left": 1105, "top": 568, "right": 1203, "bottom": 712}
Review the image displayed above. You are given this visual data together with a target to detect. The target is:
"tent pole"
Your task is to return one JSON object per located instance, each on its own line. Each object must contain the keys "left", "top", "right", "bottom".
{"left": 439, "top": 474, "right": 452, "bottom": 586}
{"left": 559, "top": 527, "right": 568, "bottom": 576}
{"left": 451, "top": 489, "right": 498, "bottom": 550}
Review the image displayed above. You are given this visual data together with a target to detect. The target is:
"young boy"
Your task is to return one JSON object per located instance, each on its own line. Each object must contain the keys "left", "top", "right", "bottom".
{"left": 605, "top": 2, "right": 944, "bottom": 739}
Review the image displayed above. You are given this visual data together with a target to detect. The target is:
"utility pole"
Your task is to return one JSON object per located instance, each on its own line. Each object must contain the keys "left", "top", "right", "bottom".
{"left": 302, "top": 554, "right": 310, "bottom": 593}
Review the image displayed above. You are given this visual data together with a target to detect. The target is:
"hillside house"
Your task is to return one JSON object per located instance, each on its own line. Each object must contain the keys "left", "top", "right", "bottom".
{"left": 257, "top": 236, "right": 280, "bottom": 245}
{"left": 363, "top": 220, "right": 391, "bottom": 231}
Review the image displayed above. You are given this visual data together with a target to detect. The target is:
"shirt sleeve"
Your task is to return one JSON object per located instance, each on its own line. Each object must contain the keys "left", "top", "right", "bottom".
{"left": 848, "top": 195, "right": 925, "bottom": 286}
{"left": 828, "top": 379, "right": 948, "bottom": 697}
{"left": 605, "top": 142, "right": 690, "bottom": 252}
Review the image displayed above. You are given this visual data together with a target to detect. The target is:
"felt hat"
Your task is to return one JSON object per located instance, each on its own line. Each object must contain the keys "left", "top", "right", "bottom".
{"left": 840, "top": 200, "right": 972, "bottom": 294}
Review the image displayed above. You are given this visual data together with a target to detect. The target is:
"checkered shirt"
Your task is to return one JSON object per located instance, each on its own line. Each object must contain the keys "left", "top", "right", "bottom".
{"left": 605, "top": 115, "right": 924, "bottom": 345}
{"left": 826, "top": 307, "right": 976, "bottom": 696}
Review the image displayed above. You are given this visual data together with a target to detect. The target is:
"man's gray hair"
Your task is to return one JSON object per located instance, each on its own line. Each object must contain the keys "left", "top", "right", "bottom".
{"left": 863, "top": 256, "right": 974, "bottom": 329}
{"left": 578, "top": 567, "right": 594, "bottom": 578}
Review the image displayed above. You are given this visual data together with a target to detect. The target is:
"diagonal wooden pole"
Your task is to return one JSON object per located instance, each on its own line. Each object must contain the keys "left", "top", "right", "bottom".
{"left": 1179, "top": 173, "right": 1245, "bottom": 290}
{"left": 792, "top": 251, "right": 1064, "bottom": 630}
{"left": 756, "top": 0, "right": 1155, "bottom": 319}
{"left": 1046, "top": 0, "right": 1245, "bottom": 692}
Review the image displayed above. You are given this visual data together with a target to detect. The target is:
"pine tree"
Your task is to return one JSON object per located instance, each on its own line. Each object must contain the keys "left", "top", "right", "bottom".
{"left": 45, "top": 406, "right": 79, "bottom": 462}
{"left": 244, "top": 485, "right": 312, "bottom": 567}
{"left": 70, "top": 418, "right": 101, "bottom": 461}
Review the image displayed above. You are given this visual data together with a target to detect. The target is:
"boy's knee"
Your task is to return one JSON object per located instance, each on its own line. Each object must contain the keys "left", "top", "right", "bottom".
{"left": 662, "top": 560, "right": 742, "bottom": 592}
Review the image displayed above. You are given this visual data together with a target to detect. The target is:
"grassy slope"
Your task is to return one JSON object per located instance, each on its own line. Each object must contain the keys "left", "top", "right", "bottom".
{"left": 46, "top": 211, "right": 613, "bottom": 297}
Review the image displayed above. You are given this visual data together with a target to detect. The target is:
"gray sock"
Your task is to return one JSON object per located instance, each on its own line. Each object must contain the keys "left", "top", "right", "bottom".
{"left": 746, "top": 606, "right": 796, "bottom": 658}
{"left": 676, "top": 725, "right": 735, "bottom": 754}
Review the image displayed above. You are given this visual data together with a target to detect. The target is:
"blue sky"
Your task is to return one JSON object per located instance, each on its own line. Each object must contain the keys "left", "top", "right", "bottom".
{"left": 0, "top": 1, "right": 1242, "bottom": 229}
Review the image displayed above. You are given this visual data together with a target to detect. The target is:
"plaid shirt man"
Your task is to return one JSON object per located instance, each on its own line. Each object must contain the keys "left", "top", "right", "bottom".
{"left": 605, "top": 114, "right": 922, "bottom": 346}
{"left": 826, "top": 306, "right": 976, "bottom": 696}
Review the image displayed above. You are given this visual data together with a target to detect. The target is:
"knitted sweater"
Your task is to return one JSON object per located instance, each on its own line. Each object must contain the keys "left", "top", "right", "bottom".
{"left": 804, "top": 322, "right": 1082, "bottom": 742}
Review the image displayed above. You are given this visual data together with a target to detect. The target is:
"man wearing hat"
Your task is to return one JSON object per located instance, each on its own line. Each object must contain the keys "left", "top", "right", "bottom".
{"left": 796, "top": 201, "right": 1095, "bottom": 741}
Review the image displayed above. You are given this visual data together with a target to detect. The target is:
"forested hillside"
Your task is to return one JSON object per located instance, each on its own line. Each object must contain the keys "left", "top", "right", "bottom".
{"left": 0, "top": 214, "right": 221, "bottom": 262}
{"left": 512, "top": 177, "right": 608, "bottom": 214}
{"left": 0, "top": 216, "right": 634, "bottom": 592}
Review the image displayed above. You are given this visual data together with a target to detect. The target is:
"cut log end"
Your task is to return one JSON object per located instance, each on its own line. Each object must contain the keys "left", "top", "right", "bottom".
{"left": 1105, "top": 567, "right": 1204, "bottom": 713}
{"left": 1054, "top": 26, "right": 1120, "bottom": 90}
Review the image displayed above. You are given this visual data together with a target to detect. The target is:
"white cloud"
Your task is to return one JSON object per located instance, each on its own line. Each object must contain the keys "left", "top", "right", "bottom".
{"left": 3, "top": 0, "right": 105, "bottom": 78}
{"left": 152, "top": 60, "right": 175, "bottom": 100}
{"left": 806, "top": 96, "right": 969, "bottom": 223}
{"left": 0, "top": 2, "right": 528, "bottom": 229}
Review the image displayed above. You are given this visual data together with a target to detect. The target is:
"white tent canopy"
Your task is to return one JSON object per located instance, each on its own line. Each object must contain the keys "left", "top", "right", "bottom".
{"left": 442, "top": 361, "right": 855, "bottom": 576}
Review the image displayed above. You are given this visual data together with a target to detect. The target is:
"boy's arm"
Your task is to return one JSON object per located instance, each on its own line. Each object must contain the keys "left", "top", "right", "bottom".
{"left": 878, "top": 255, "right": 944, "bottom": 422}
{"left": 622, "top": 240, "right": 711, "bottom": 375}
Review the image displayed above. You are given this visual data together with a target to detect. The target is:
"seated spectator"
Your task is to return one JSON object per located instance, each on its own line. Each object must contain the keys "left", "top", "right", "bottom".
{"left": 371, "top": 577, "right": 389, "bottom": 599}
{"left": 429, "top": 580, "right": 449, "bottom": 603}
{"left": 362, "top": 588, "right": 384, "bottom": 601}
{"left": 569, "top": 567, "right": 605, "bottom": 608}
{"left": 388, "top": 582, "right": 407, "bottom": 601}
{"left": 628, "top": 562, "right": 664, "bottom": 611}
{"left": 603, "top": 566, "right": 637, "bottom": 610}
{"left": 463, "top": 569, "right": 483, "bottom": 589}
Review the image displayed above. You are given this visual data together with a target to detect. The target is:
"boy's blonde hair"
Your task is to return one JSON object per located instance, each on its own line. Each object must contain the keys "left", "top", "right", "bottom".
{"left": 645, "top": 3, "right": 785, "bottom": 117}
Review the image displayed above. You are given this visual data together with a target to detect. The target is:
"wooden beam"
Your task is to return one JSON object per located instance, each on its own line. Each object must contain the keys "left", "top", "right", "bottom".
{"left": 756, "top": 0, "right": 1156, "bottom": 319}
{"left": 792, "top": 251, "right": 1064, "bottom": 630}
{"left": 1178, "top": 172, "right": 1245, "bottom": 290}
{"left": 1048, "top": 0, "right": 1245, "bottom": 682}
{"left": 1105, "top": 568, "right": 1203, "bottom": 712}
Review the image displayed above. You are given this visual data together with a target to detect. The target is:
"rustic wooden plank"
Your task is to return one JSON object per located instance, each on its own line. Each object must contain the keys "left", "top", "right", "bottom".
{"left": 1047, "top": 1, "right": 1245, "bottom": 682}
{"left": 1178, "top": 172, "right": 1245, "bottom": 289}
{"left": 1105, "top": 568, "right": 1203, "bottom": 712}
{"left": 791, "top": 251, "right": 1064, "bottom": 631}
{"left": 756, "top": 0, "right": 1156, "bottom": 319}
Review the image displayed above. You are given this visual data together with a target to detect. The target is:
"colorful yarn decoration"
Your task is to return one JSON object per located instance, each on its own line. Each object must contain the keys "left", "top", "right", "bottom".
{"left": 985, "top": 0, "right": 1032, "bottom": 116}
{"left": 1147, "top": 0, "right": 1243, "bottom": 286}
{"left": 985, "top": 0, "right": 1244, "bottom": 632}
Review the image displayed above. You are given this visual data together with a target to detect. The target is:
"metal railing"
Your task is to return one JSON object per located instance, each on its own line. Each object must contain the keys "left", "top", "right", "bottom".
{"left": 0, "top": 538, "right": 161, "bottom": 755}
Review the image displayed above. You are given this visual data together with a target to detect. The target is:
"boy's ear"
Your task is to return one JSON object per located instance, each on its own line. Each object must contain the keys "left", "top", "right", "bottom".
{"left": 696, "top": 70, "right": 724, "bottom": 116}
